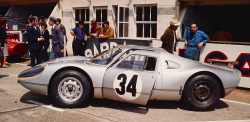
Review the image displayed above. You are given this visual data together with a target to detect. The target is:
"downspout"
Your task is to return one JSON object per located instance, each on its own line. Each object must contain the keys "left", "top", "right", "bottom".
{"left": 59, "top": 0, "right": 62, "bottom": 19}
{"left": 88, "top": 0, "right": 93, "bottom": 21}
{"left": 176, "top": 0, "right": 187, "bottom": 37}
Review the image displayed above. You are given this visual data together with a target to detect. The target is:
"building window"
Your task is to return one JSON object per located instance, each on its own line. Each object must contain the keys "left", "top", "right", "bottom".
{"left": 95, "top": 8, "right": 107, "bottom": 27}
{"left": 75, "top": 8, "right": 90, "bottom": 35}
{"left": 118, "top": 6, "right": 129, "bottom": 38}
{"left": 136, "top": 6, "right": 157, "bottom": 38}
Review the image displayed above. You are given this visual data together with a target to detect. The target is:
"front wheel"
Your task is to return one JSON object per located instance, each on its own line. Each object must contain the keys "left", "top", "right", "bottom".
{"left": 181, "top": 75, "right": 221, "bottom": 110}
{"left": 51, "top": 70, "right": 90, "bottom": 108}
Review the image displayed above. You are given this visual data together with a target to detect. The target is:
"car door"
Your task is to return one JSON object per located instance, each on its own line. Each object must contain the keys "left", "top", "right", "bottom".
{"left": 102, "top": 54, "right": 158, "bottom": 105}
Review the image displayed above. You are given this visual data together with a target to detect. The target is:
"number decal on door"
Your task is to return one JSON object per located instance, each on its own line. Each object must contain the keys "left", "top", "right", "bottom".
{"left": 113, "top": 71, "right": 142, "bottom": 100}
{"left": 115, "top": 74, "right": 137, "bottom": 97}
{"left": 115, "top": 74, "right": 127, "bottom": 95}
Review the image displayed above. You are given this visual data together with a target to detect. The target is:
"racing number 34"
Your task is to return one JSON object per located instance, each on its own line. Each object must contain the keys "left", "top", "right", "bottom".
{"left": 115, "top": 74, "right": 137, "bottom": 97}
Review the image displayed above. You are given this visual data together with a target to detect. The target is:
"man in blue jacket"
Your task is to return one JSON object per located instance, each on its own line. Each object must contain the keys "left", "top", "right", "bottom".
{"left": 70, "top": 20, "right": 87, "bottom": 56}
{"left": 27, "top": 16, "right": 45, "bottom": 67}
{"left": 184, "top": 23, "right": 209, "bottom": 61}
{"left": 49, "top": 17, "right": 64, "bottom": 60}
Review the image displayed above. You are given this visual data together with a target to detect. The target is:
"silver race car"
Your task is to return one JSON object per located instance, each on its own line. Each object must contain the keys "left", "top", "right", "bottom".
{"left": 18, "top": 45, "right": 241, "bottom": 110}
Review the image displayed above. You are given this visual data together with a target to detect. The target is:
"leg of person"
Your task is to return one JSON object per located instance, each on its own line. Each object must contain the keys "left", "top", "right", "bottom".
{"left": 36, "top": 49, "right": 42, "bottom": 65}
{"left": 0, "top": 57, "right": 3, "bottom": 67}
{"left": 29, "top": 49, "right": 36, "bottom": 67}
{"left": 73, "top": 40, "right": 82, "bottom": 56}
{"left": 184, "top": 49, "right": 190, "bottom": 59}
{"left": 55, "top": 44, "right": 63, "bottom": 58}
{"left": 72, "top": 40, "right": 78, "bottom": 56}
{"left": 82, "top": 42, "right": 87, "bottom": 56}
{"left": 79, "top": 42, "right": 85, "bottom": 56}
{"left": 2, "top": 43, "right": 9, "bottom": 67}
{"left": 192, "top": 50, "right": 200, "bottom": 61}
{"left": 66, "top": 36, "right": 68, "bottom": 56}
{"left": 49, "top": 48, "right": 56, "bottom": 60}
{"left": 2, "top": 56, "right": 8, "bottom": 68}
{"left": 63, "top": 35, "right": 66, "bottom": 57}
{"left": 0, "top": 50, "right": 3, "bottom": 67}
{"left": 43, "top": 45, "right": 49, "bottom": 62}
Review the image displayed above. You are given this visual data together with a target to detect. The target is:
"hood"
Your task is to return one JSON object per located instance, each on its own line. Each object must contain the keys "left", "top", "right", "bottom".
{"left": 55, "top": 56, "right": 90, "bottom": 62}
{"left": 38, "top": 56, "right": 90, "bottom": 66}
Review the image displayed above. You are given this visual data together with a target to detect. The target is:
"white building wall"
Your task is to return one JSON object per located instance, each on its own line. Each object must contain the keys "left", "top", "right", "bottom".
{"left": 50, "top": 0, "right": 178, "bottom": 55}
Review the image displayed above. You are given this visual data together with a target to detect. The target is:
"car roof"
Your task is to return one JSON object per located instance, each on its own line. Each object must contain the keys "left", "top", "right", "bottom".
{"left": 118, "top": 45, "right": 165, "bottom": 52}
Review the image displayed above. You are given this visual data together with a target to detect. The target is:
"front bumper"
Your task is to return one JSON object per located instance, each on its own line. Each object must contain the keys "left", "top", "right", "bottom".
{"left": 19, "top": 80, "right": 48, "bottom": 95}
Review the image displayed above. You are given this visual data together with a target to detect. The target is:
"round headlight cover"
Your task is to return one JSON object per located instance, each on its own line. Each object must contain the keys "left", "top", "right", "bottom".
{"left": 18, "top": 66, "right": 45, "bottom": 78}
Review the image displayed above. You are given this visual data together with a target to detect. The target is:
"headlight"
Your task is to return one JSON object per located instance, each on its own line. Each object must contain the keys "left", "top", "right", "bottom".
{"left": 18, "top": 65, "right": 45, "bottom": 78}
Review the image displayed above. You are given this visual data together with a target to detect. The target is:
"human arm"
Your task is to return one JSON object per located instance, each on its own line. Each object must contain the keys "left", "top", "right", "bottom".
{"left": 96, "top": 26, "right": 102, "bottom": 37}
{"left": 27, "top": 27, "right": 44, "bottom": 42}
{"left": 198, "top": 31, "right": 209, "bottom": 49}
{"left": 184, "top": 40, "right": 187, "bottom": 47}
{"left": 70, "top": 29, "right": 77, "bottom": 40}
{"left": 60, "top": 25, "right": 66, "bottom": 35}
{"left": 84, "top": 34, "right": 87, "bottom": 41}
{"left": 100, "top": 27, "right": 114, "bottom": 39}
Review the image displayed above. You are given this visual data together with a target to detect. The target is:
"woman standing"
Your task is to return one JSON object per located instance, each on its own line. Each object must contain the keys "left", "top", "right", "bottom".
{"left": 0, "top": 18, "right": 9, "bottom": 68}
{"left": 40, "top": 23, "right": 50, "bottom": 62}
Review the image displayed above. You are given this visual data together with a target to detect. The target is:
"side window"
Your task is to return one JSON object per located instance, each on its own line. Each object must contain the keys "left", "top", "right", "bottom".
{"left": 145, "top": 57, "right": 156, "bottom": 71}
{"left": 117, "top": 55, "right": 146, "bottom": 70}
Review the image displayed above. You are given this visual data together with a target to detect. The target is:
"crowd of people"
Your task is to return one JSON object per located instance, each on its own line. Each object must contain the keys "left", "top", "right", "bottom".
{"left": 26, "top": 15, "right": 115, "bottom": 67}
{"left": 1, "top": 15, "right": 211, "bottom": 68}
{"left": 0, "top": 14, "right": 115, "bottom": 68}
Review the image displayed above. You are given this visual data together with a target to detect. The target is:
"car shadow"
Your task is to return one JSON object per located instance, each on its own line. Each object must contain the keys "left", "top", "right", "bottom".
{"left": 89, "top": 99, "right": 149, "bottom": 114}
{"left": 7, "top": 56, "right": 30, "bottom": 64}
{"left": 215, "top": 100, "right": 229, "bottom": 109}
{"left": 20, "top": 91, "right": 229, "bottom": 113}
{"left": 178, "top": 100, "right": 229, "bottom": 111}
{"left": 0, "top": 75, "right": 9, "bottom": 78}
{"left": 20, "top": 91, "right": 52, "bottom": 105}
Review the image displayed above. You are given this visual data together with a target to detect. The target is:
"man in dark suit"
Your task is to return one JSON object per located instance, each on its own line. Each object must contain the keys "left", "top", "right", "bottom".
{"left": 27, "top": 16, "right": 44, "bottom": 67}
{"left": 49, "top": 17, "right": 64, "bottom": 60}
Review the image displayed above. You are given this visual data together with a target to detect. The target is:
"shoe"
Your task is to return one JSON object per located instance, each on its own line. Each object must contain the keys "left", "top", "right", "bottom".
{"left": 5, "top": 62, "right": 11, "bottom": 66}
{"left": 2, "top": 65, "right": 9, "bottom": 68}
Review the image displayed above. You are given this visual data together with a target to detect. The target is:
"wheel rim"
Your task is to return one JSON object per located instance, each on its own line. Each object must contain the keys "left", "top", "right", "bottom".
{"left": 192, "top": 81, "right": 214, "bottom": 104}
{"left": 58, "top": 77, "right": 83, "bottom": 103}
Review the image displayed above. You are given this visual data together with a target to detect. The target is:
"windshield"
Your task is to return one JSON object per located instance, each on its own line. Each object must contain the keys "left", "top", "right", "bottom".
{"left": 89, "top": 47, "right": 122, "bottom": 65}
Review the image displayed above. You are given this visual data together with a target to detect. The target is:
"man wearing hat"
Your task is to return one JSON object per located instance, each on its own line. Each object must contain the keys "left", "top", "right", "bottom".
{"left": 184, "top": 23, "right": 209, "bottom": 61}
{"left": 49, "top": 17, "right": 64, "bottom": 60}
{"left": 160, "top": 18, "right": 180, "bottom": 53}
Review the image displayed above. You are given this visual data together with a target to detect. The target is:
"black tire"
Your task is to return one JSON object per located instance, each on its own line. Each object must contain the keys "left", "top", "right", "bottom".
{"left": 51, "top": 70, "right": 90, "bottom": 108}
{"left": 181, "top": 75, "right": 221, "bottom": 110}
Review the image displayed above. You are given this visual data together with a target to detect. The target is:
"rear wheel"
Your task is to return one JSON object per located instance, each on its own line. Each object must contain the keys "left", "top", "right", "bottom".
{"left": 51, "top": 70, "right": 90, "bottom": 107}
{"left": 181, "top": 75, "right": 221, "bottom": 110}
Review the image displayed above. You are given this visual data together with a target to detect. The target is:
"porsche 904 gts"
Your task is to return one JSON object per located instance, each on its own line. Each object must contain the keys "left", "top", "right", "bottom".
{"left": 18, "top": 45, "right": 241, "bottom": 110}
